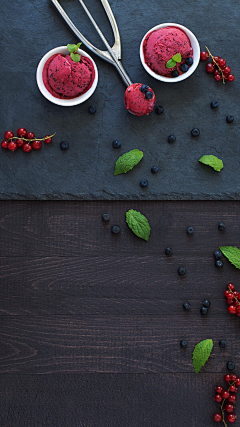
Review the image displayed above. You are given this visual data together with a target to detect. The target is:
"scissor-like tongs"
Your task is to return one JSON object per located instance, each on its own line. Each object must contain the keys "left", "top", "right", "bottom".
{"left": 51, "top": 0, "right": 133, "bottom": 87}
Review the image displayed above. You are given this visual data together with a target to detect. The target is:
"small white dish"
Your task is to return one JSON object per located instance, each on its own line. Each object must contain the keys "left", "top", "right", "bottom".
{"left": 36, "top": 46, "right": 98, "bottom": 106}
{"left": 140, "top": 23, "right": 200, "bottom": 83}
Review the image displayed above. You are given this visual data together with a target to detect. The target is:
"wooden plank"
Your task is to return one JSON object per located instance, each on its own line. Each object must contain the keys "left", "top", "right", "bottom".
{"left": 0, "top": 315, "right": 239, "bottom": 374}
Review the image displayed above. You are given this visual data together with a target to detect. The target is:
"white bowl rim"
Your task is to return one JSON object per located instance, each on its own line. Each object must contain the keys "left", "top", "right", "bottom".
{"left": 140, "top": 23, "right": 200, "bottom": 83}
{"left": 36, "top": 46, "right": 98, "bottom": 106}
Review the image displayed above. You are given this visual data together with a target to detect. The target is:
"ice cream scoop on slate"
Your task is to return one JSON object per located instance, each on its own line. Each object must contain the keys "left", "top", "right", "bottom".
{"left": 42, "top": 53, "right": 95, "bottom": 99}
{"left": 143, "top": 26, "right": 193, "bottom": 77}
{"left": 124, "top": 83, "right": 156, "bottom": 116}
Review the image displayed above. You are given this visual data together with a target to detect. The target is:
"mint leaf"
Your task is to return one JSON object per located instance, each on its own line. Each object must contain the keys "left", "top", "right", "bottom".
{"left": 172, "top": 53, "right": 181, "bottom": 62}
{"left": 76, "top": 42, "right": 82, "bottom": 50}
{"left": 67, "top": 44, "right": 77, "bottom": 53}
{"left": 126, "top": 209, "right": 151, "bottom": 241}
{"left": 114, "top": 149, "right": 143, "bottom": 176}
{"left": 166, "top": 59, "right": 176, "bottom": 68}
{"left": 219, "top": 246, "right": 240, "bottom": 269}
{"left": 199, "top": 155, "right": 223, "bottom": 172}
{"left": 192, "top": 339, "right": 213, "bottom": 374}
{"left": 70, "top": 52, "right": 81, "bottom": 63}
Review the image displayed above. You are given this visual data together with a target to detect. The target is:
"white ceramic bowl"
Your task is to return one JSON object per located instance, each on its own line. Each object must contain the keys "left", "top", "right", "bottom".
{"left": 140, "top": 23, "right": 200, "bottom": 83}
{"left": 36, "top": 46, "right": 98, "bottom": 106}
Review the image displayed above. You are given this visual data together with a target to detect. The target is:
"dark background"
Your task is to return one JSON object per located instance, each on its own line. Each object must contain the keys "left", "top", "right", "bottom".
{"left": 0, "top": 0, "right": 239, "bottom": 199}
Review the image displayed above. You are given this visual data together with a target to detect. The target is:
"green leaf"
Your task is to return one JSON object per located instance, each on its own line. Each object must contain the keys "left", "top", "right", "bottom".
{"left": 126, "top": 209, "right": 151, "bottom": 241}
{"left": 219, "top": 246, "right": 240, "bottom": 270}
{"left": 199, "top": 155, "right": 223, "bottom": 172}
{"left": 166, "top": 58, "right": 176, "bottom": 68}
{"left": 76, "top": 42, "right": 82, "bottom": 50}
{"left": 172, "top": 53, "right": 182, "bottom": 62}
{"left": 192, "top": 339, "right": 213, "bottom": 374}
{"left": 114, "top": 149, "right": 143, "bottom": 176}
{"left": 67, "top": 44, "right": 77, "bottom": 53}
{"left": 70, "top": 52, "right": 81, "bottom": 63}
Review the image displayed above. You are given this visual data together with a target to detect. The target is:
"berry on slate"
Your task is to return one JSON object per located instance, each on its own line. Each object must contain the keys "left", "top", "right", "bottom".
{"left": 225, "top": 403, "right": 234, "bottom": 413}
{"left": 227, "top": 361, "right": 235, "bottom": 371}
{"left": 224, "top": 374, "right": 232, "bottom": 382}
{"left": 200, "top": 51, "right": 209, "bottom": 61}
{"left": 16, "top": 139, "right": 24, "bottom": 148}
{"left": 102, "top": 213, "right": 110, "bottom": 222}
{"left": 186, "top": 226, "right": 194, "bottom": 235}
{"left": 155, "top": 106, "right": 164, "bottom": 114}
{"left": 26, "top": 132, "right": 35, "bottom": 140}
{"left": 185, "top": 57, "right": 193, "bottom": 66}
{"left": 226, "top": 115, "right": 234, "bottom": 123}
{"left": 206, "top": 63, "right": 215, "bottom": 73}
{"left": 1, "top": 140, "right": 8, "bottom": 149}
{"left": 4, "top": 131, "right": 14, "bottom": 140}
{"left": 227, "top": 413, "right": 237, "bottom": 423}
{"left": 202, "top": 299, "right": 211, "bottom": 307}
{"left": 222, "top": 391, "right": 230, "bottom": 399}
{"left": 140, "top": 179, "right": 148, "bottom": 188}
{"left": 60, "top": 141, "right": 69, "bottom": 150}
{"left": 145, "top": 91, "right": 153, "bottom": 99}
{"left": 200, "top": 306, "right": 208, "bottom": 315}
{"left": 32, "top": 140, "right": 42, "bottom": 150}
{"left": 229, "top": 385, "right": 238, "bottom": 393}
{"left": 168, "top": 135, "right": 176, "bottom": 143}
{"left": 216, "top": 386, "right": 223, "bottom": 394}
{"left": 17, "top": 128, "right": 27, "bottom": 138}
{"left": 140, "top": 84, "right": 148, "bottom": 93}
{"left": 214, "top": 394, "right": 223, "bottom": 403}
{"left": 228, "top": 395, "right": 237, "bottom": 404}
{"left": 213, "top": 413, "right": 222, "bottom": 422}
{"left": 183, "top": 302, "right": 191, "bottom": 310}
{"left": 151, "top": 166, "right": 159, "bottom": 174}
{"left": 214, "top": 74, "right": 221, "bottom": 82}
{"left": 111, "top": 225, "right": 121, "bottom": 234}
{"left": 7, "top": 141, "right": 17, "bottom": 151}
{"left": 22, "top": 143, "right": 32, "bottom": 153}
{"left": 191, "top": 128, "right": 200, "bottom": 137}
{"left": 180, "top": 63, "right": 188, "bottom": 72}
{"left": 178, "top": 267, "right": 186, "bottom": 276}
{"left": 211, "top": 101, "right": 219, "bottom": 109}
{"left": 214, "top": 250, "right": 222, "bottom": 260}
{"left": 88, "top": 105, "right": 96, "bottom": 114}
{"left": 223, "top": 66, "right": 231, "bottom": 76}
{"left": 180, "top": 339, "right": 188, "bottom": 348}
{"left": 215, "top": 260, "right": 223, "bottom": 268}
{"left": 165, "top": 247, "right": 172, "bottom": 256}
{"left": 219, "top": 340, "right": 227, "bottom": 348}
{"left": 171, "top": 70, "right": 179, "bottom": 77}
{"left": 44, "top": 135, "right": 52, "bottom": 144}
{"left": 112, "top": 140, "right": 121, "bottom": 148}
{"left": 227, "top": 74, "right": 235, "bottom": 82}
{"left": 218, "top": 222, "right": 226, "bottom": 231}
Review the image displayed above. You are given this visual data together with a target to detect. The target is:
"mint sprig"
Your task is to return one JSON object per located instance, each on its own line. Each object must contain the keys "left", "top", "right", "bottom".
{"left": 192, "top": 339, "right": 213, "bottom": 374}
{"left": 67, "top": 43, "right": 82, "bottom": 62}
{"left": 166, "top": 52, "right": 182, "bottom": 68}
{"left": 126, "top": 209, "right": 151, "bottom": 241}
{"left": 114, "top": 149, "right": 143, "bottom": 176}
{"left": 219, "top": 246, "right": 240, "bottom": 270}
{"left": 199, "top": 155, "right": 223, "bottom": 172}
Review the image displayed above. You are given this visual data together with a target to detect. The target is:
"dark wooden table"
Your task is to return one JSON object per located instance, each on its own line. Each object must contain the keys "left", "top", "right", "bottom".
{"left": 1, "top": 200, "right": 240, "bottom": 426}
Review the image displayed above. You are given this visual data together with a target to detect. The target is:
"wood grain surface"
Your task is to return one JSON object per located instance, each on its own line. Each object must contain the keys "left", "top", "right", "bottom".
{"left": 1, "top": 201, "right": 240, "bottom": 426}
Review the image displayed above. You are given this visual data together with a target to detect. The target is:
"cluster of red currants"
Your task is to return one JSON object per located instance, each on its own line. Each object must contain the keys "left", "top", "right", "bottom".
{"left": 213, "top": 374, "right": 239, "bottom": 423}
{"left": 200, "top": 50, "right": 235, "bottom": 83}
{"left": 1, "top": 128, "right": 53, "bottom": 153}
{"left": 224, "top": 283, "right": 240, "bottom": 316}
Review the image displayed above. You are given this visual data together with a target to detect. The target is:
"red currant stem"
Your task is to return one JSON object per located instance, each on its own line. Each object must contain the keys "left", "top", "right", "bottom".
{"left": 205, "top": 46, "right": 226, "bottom": 84}
{"left": 228, "top": 288, "right": 240, "bottom": 305}
{"left": 219, "top": 381, "right": 237, "bottom": 426}
{"left": 9, "top": 132, "right": 56, "bottom": 143}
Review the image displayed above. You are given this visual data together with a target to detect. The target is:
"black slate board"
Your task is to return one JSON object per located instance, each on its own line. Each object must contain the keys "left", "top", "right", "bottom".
{"left": 0, "top": 0, "right": 239, "bottom": 200}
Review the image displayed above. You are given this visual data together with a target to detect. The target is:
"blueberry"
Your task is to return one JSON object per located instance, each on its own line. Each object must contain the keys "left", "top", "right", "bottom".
{"left": 211, "top": 101, "right": 218, "bottom": 109}
{"left": 111, "top": 225, "right": 121, "bottom": 234}
{"left": 227, "top": 361, "right": 235, "bottom": 371}
{"left": 151, "top": 166, "right": 159, "bottom": 174}
{"left": 140, "top": 179, "right": 148, "bottom": 188}
{"left": 178, "top": 267, "right": 186, "bottom": 276}
{"left": 186, "top": 226, "right": 194, "bottom": 235}
{"left": 218, "top": 222, "right": 226, "bottom": 231}
{"left": 202, "top": 299, "right": 211, "bottom": 308}
{"left": 215, "top": 260, "right": 223, "bottom": 268}
{"left": 200, "top": 306, "right": 208, "bottom": 315}
{"left": 183, "top": 302, "right": 191, "bottom": 310}
{"left": 88, "top": 105, "right": 96, "bottom": 114}
{"left": 180, "top": 339, "right": 188, "bottom": 348}
{"left": 60, "top": 141, "right": 69, "bottom": 150}
{"left": 168, "top": 135, "right": 176, "bottom": 143}
{"left": 112, "top": 140, "right": 121, "bottom": 148}
{"left": 102, "top": 213, "right": 110, "bottom": 222}
{"left": 171, "top": 70, "right": 179, "bottom": 77}
{"left": 226, "top": 115, "right": 234, "bottom": 123}
{"left": 185, "top": 57, "right": 193, "bottom": 66}
{"left": 180, "top": 63, "right": 189, "bottom": 72}
{"left": 140, "top": 84, "right": 149, "bottom": 93}
{"left": 191, "top": 128, "right": 200, "bottom": 137}
{"left": 155, "top": 106, "right": 164, "bottom": 114}
{"left": 214, "top": 250, "right": 222, "bottom": 260}
{"left": 165, "top": 247, "right": 172, "bottom": 256}
{"left": 219, "top": 340, "right": 227, "bottom": 348}
{"left": 145, "top": 91, "right": 153, "bottom": 99}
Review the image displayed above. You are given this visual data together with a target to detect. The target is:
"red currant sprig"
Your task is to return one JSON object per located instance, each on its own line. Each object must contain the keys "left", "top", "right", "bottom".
{"left": 1, "top": 129, "right": 56, "bottom": 152}
{"left": 224, "top": 283, "right": 240, "bottom": 317}
{"left": 213, "top": 374, "right": 239, "bottom": 425}
{"left": 201, "top": 47, "right": 235, "bottom": 84}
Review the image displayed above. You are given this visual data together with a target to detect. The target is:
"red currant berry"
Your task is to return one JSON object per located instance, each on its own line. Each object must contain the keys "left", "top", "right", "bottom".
{"left": 233, "top": 291, "right": 239, "bottom": 298}
{"left": 229, "top": 385, "right": 238, "bottom": 393}
{"left": 206, "top": 63, "right": 215, "bottom": 73}
{"left": 218, "top": 58, "right": 226, "bottom": 68}
{"left": 215, "top": 386, "right": 223, "bottom": 394}
{"left": 32, "top": 140, "right": 42, "bottom": 150}
{"left": 225, "top": 403, "right": 234, "bottom": 413}
{"left": 228, "top": 284, "right": 235, "bottom": 291}
{"left": 26, "top": 132, "right": 35, "bottom": 140}
{"left": 227, "top": 413, "right": 237, "bottom": 423}
{"left": 227, "top": 74, "right": 235, "bottom": 82}
{"left": 214, "top": 394, "right": 223, "bottom": 403}
{"left": 7, "top": 141, "right": 17, "bottom": 151}
{"left": 223, "top": 66, "right": 231, "bottom": 76}
{"left": 213, "top": 56, "right": 220, "bottom": 63}
{"left": 215, "top": 74, "right": 222, "bottom": 82}
{"left": 213, "top": 413, "right": 222, "bottom": 422}
{"left": 225, "top": 374, "right": 232, "bottom": 383}
{"left": 4, "top": 130, "right": 14, "bottom": 140}
{"left": 224, "top": 290, "right": 230, "bottom": 297}
{"left": 22, "top": 143, "right": 32, "bottom": 153}
{"left": 228, "top": 305, "right": 237, "bottom": 314}
{"left": 214, "top": 69, "right": 220, "bottom": 76}
{"left": 17, "top": 128, "right": 27, "bottom": 138}
{"left": 227, "top": 299, "right": 234, "bottom": 305}
{"left": 235, "top": 378, "right": 240, "bottom": 386}
{"left": 200, "top": 51, "right": 209, "bottom": 61}
{"left": 228, "top": 394, "right": 237, "bottom": 404}
{"left": 1, "top": 140, "right": 8, "bottom": 149}
{"left": 231, "top": 374, "right": 237, "bottom": 382}
{"left": 16, "top": 138, "right": 24, "bottom": 148}
{"left": 44, "top": 135, "right": 52, "bottom": 144}
{"left": 222, "top": 390, "right": 230, "bottom": 399}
